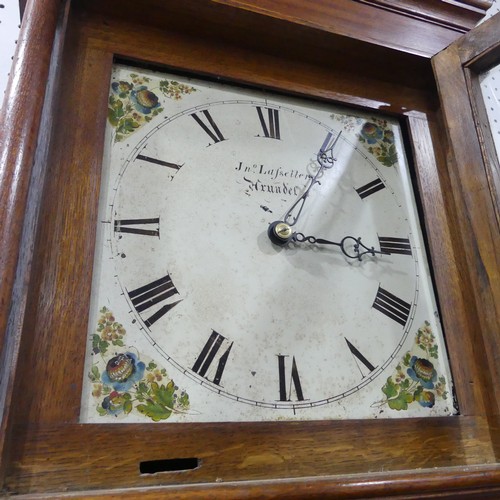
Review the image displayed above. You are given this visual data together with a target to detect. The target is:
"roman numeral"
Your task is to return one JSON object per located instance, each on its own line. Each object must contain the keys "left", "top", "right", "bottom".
{"left": 190, "top": 110, "right": 225, "bottom": 145}
{"left": 256, "top": 106, "right": 280, "bottom": 139}
{"left": 277, "top": 355, "right": 304, "bottom": 401}
{"left": 127, "top": 275, "right": 181, "bottom": 327}
{"left": 378, "top": 236, "right": 412, "bottom": 256}
{"left": 372, "top": 286, "right": 412, "bottom": 327}
{"left": 192, "top": 330, "right": 233, "bottom": 385}
{"left": 114, "top": 218, "right": 160, "bottom": 237}
{"left": 345, "top": 338, "right": 376, "bottom": 375}
{"left": 136, "top": 154, "right": 182, "bottom": 171}
{"left": 355, "top": 178, "right": 385, "bottom": 199}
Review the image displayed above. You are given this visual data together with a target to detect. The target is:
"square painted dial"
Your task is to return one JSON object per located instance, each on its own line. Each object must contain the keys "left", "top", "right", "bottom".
{"left": 81, "top": 65, "right": 456, "bottom": 422}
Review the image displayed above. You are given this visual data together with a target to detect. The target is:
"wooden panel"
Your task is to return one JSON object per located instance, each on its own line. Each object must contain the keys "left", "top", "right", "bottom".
{"left": 213, "top": 0, "right": 470, "bottom": 57}
{"left": 404, "top": 111, "right": 490, "bottom": 416}
{"left": 0, "top": 0, "right": 65, "bottom": 483}
{"left": 4, "top": 418, "right": 499, "bottom": 492}
{"left": 79, "top": 0, "right": 438, "bottom": 97}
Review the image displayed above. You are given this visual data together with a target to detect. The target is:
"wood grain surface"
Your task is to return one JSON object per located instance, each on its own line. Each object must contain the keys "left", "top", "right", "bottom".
{"left": 433, "top": 18, "right": 500, "bottom": 417}
{"left": 0, "top": 0, "right": 63, "bottom": 484}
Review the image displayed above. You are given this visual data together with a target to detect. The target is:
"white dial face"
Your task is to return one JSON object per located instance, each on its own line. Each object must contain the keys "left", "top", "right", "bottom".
{"left": 80, "top": 65, "right": 455, "bottom": 422}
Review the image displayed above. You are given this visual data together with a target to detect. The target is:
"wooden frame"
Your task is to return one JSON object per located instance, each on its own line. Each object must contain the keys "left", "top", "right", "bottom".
{"left": 433, "top": 12, "right": 500, "bottom": 416}
{"left": 1, "top": 0, "right": 499, "bottom": 497}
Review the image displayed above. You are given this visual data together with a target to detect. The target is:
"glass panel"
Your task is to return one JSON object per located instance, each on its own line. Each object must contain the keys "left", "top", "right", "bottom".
{"left": 480, "top": 61, "right": 500, "bottom": 162}
{"left": 80, "top": 64, "right": 456, "bottom": 423}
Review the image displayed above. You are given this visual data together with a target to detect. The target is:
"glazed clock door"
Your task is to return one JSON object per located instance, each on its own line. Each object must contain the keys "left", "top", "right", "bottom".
{"left": 80, "top": 65, "right": 455, "bottom": 423}
{"left": 432, "top": 12, "right": 500, "bottom": 412}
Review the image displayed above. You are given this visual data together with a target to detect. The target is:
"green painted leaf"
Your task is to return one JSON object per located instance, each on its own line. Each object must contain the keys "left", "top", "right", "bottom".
{"left": 98, "top": 339, "right": 109, "bottom": 353}
{"left": 400, "top": 378, "right": 410, "bottom": 390}
{"left": 137, "top": 401, "right": 172, "bottom": 422}
{"left": 97, "top": 406, "right": 108, "bottom": 416}
{"left": 89, "top": 365, "right": 100, "bottom": 382}
{"left": 178, "top": 392, "right": 190, "bottom": 408}
{"left": 382, "top": 377, "right": 398, "bottom": 398}
{"left": 138, "top": 381, "right": 148, "bottom": 394}
{"left": 123, "top": 400, "right": 133, "bottom": 414}
{"left": 151, "top": 381, "right": 175, "bottom": 409}
{"left": 403, "top": 352, "right": 411, "bottom": 366}
{"left": 108, "top": 108, "right": 119, "bottom": 127}
{"left": 388, "top": 397, "right": 407, "bottom": 411}
{"left": 388, "top": 390, "right": 413, "bottom": 411}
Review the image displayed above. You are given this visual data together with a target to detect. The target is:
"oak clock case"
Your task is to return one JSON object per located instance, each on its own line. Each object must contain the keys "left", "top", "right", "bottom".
{"left": 81, "top": 64, "right": 454, "bottom": 423}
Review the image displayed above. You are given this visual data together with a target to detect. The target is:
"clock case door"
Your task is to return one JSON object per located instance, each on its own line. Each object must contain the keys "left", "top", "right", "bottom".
{"left": 0, "top": 0, "right": 499, "bottom": 496}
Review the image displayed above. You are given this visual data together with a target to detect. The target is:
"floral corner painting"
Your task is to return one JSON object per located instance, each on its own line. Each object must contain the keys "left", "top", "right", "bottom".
{"left": 88, "top": 307, "right": 191, "bottom": 422}
{"left": 108, "top": 73, "right": 197, "bottom": 142}
{"left": 375, "top": 321, "right": 452, "bottom": 414}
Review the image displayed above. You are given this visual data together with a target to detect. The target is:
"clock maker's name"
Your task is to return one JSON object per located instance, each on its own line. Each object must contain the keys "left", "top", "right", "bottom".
{"left": 237, "top": 161, "right": 311, "bottom": 197}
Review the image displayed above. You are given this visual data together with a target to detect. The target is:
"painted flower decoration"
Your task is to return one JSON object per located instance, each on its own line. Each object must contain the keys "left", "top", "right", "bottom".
{"left": 417, "top": 323, "right": 435, "bottom": 350}
{"left": 101, "top": 352, "right": 145, "bottom": 391}
{"left": 416, "top": 390, "right": 436, "bottom": 408}
{"left": 111, "top": 81, "right": 133, "bottom": 96}
{"left": 107, "top": 73, "right": 196, "bottom": 142}
{"left": 360, "top": 122, "right": 384, "bottom": 144}
{"left": 130, "top": 86, "right": 160, "bottom": 114}
{"left": 101, "top": 391, "right": 129, "bottom": 416}
{"left": 377, "top": 321, "right": 449, "bottom": 413}
{"left": 407, "top": 356, "right": 437, "bottom": 389}
{"left": 383, "top": 129, "right": 394, "bottom": 144}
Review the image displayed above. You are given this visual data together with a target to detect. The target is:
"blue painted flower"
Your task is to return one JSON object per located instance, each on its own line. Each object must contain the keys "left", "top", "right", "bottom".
{"left": 101, "top": 391, "right": 126, "bottom": 416}
{"left": 416, "top": 390, "right": 436, "bottom": 408}
{"left": 102, "top": 352, "right": 145, "bottom": 391}
{"left": 111, "top": 81, "right": 133, "bottom": 95}
{"left": 360, "top": 122, "right": 383, "bottom": 144}
{"left": 407, "top": 356, "right": 437, "bottom": 389}
{"left": 383, "top": 129, "right": 395, "bottom": 144}
{"left": 130, "top": 86, "right": 160, "bottom": 114}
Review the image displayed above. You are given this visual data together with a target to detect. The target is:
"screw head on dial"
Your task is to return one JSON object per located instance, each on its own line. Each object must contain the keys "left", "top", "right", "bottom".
{"left": 268, "top": 221, "right": 294, "bottom": 246}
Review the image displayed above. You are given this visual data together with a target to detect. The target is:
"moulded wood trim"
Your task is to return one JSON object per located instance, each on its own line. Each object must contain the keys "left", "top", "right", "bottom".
{"left": 355, "top": 0, "right": 491, "bottom": 32}
{"left": 456, "top": 12, "right": 500, "bottom": 70}
{"left": 0, "top": 0, "right": 65, "bottom": 482}
{"left": 7, "top": 464, "right": 500, "bottom": 499}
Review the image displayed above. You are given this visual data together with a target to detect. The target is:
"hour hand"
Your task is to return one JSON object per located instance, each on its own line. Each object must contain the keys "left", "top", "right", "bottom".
{"left": 293, "top": 232, "right": 390, "bottom": 261}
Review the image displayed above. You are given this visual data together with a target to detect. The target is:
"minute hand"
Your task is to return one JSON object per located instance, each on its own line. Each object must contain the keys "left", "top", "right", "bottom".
{"left": 282, "top": 131, "right": 342, "bottom": 227}
{"left": 293, "top": 233, "right": 389, "bottom": 261}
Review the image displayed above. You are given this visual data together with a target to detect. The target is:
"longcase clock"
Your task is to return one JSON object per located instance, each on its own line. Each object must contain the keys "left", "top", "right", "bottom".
{"left": 0, "top": 0, "right": 499, "bottom": 497}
